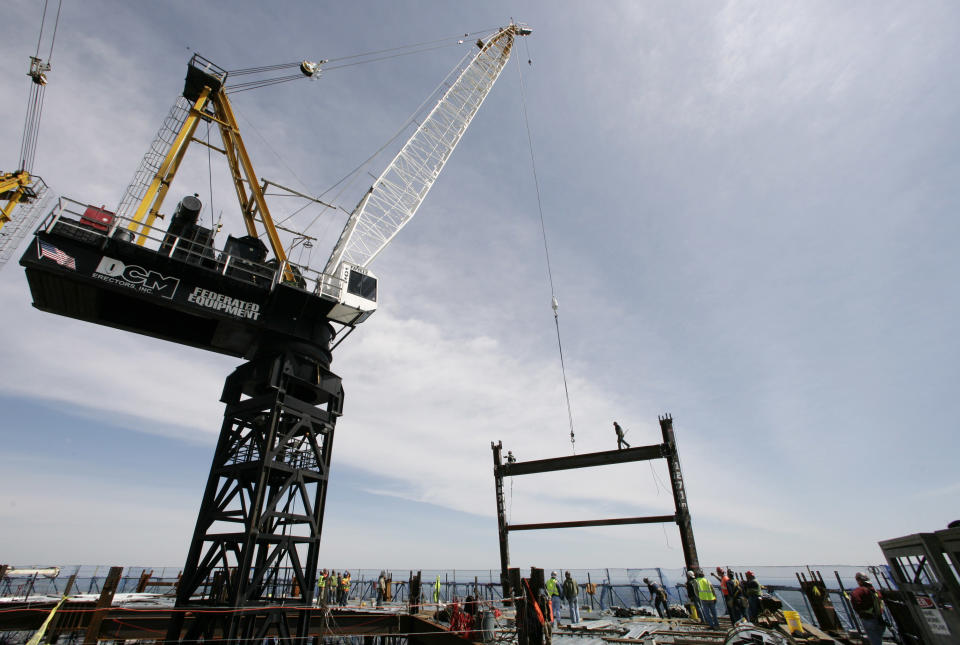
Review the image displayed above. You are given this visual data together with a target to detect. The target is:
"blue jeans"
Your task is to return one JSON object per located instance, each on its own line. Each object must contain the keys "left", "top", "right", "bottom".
{"left": 861, "top": 617, "right": 884, "bottom": 645}
{"left": 551, "top": 596, "right": 562, "bottom": 625}
{"left": 566, "top": 597, "right": 580, "bottom": 624}
{"left": 700, "top": 599, "right": 719, "bottom": 628}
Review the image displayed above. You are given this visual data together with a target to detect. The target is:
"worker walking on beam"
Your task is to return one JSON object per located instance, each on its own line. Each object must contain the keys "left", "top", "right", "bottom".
{"left": 614, "top": 421, "right": 630, "bottom": 449}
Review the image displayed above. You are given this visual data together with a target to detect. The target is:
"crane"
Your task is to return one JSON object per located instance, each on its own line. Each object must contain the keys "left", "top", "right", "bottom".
{"left": 0, "top": 1, "right": 61, "bottom": 271}
{"left": 19, "top": 22, "right": 530, "bottom": 644}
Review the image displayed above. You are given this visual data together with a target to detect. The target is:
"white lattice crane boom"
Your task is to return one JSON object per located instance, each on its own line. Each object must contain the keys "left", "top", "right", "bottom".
{"left": 323, "top": 23, "right": 530, "bottom": 277}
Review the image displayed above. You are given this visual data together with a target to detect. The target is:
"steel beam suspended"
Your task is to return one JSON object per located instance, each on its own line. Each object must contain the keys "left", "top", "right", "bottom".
{"left": 501, "top": 443, "right": 666, "bottom": 477}
{"left": 507, "top": 515, "right": 678, "bottom": 531}
{"left": 492, "top": 413, "right": 701, "bottom": 592}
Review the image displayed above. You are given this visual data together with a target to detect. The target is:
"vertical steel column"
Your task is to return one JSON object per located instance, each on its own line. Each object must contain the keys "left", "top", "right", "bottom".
{"left": 166, "top": 348, "right": 343, "bottom": 644}
{"left": 491, "top": 441, "right": 512, "bottom": 602}
{"left": 83, "top": 566, "right": 122, "bottom": 645}
{"left": 508, "top": 569, "right": 528, "bottom": 645}
{"left": 659, "top": 414, "right": 699, "bottom": 572}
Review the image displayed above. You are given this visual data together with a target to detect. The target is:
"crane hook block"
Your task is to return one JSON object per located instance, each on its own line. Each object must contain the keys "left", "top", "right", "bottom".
{"left": 300, "top": 60, "right": 325, "bottom": 77}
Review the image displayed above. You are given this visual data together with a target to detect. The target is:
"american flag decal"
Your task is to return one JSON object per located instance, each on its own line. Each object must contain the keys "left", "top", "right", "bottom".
{"left": 38, "top": 239, "right": 77, "bottom": 270}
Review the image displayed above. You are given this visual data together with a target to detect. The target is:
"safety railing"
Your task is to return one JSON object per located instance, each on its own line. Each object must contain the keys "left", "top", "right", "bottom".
{"left": 0, "top": 563, "right": 889, "bottom": 633}
{"left": 35, "top": 196, "right": 346, "bottom": 304}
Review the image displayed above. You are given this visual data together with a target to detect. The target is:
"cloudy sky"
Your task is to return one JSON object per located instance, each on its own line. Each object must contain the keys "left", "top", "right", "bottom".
{"left": 1, "top": 1, "right": 958, "bottom": 571}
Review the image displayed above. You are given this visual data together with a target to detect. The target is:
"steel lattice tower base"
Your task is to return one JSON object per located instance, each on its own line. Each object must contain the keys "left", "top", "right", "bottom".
{"left": 166, "top": 344, "right": 343, "bottom": 644}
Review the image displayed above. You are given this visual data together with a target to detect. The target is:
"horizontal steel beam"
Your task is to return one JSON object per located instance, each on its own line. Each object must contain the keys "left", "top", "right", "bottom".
{"left": 500, "top": 444, "right": 666, "bottom": 477}
{"left": 507, "top": 514, "right": 677, "bottom": 531}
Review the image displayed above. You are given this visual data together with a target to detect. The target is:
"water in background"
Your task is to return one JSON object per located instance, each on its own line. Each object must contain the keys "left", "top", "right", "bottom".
{"left": 1, "top": 563, "right": 890, "bottom": 632}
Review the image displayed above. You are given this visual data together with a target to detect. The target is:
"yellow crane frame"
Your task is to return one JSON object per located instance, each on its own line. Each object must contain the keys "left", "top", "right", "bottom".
{"left": 0, "top": 170, "right": 33, "bottom": 231}
{"left": 124, "top": 73, "right": 292, "bottom": 280}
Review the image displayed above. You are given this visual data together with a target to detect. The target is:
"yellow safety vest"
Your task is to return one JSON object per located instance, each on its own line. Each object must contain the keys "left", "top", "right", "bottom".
{"left": 546, "top": 577, "right": 560, "bottom": 597}
{"left": 318, "top": 575, "right": 326, "bottom": 588}
{"left": 696, "top": 577, "right": 716, "bottom": 601}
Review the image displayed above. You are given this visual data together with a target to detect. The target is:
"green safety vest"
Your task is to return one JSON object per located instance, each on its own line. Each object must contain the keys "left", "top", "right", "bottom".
{"left": 434, "top": 577, "right": 441, "bottom": 602}
{"left": 745, "top": 579, "right": 762, "bottom": 596}
{"left": 696, "top": 577, "right": 716, "bottom": 601}
{"left": 546, "top": 577, "right": 560, "bottom": 597}
{"left": 318, "top": 575, "right": 326, "bottom": 588}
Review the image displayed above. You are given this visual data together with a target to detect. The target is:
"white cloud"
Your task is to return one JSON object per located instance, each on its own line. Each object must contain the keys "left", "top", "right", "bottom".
{"left": 0, "top": 276, "right": 233, "bottom": 439}
{"left": 1, "top": 0, "right": 957, "bottom": 569}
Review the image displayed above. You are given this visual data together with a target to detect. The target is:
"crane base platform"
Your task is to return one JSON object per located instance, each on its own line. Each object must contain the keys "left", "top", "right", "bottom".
{"left": 19, "top": 200, "right": 358, "bottom": 362}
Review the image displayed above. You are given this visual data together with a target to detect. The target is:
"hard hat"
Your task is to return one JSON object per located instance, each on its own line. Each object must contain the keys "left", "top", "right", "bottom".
{"left": 687, "top": 571, "right": 695, "bottom": 579}
{"left": 855, "top": 572, "right": 869, "bottom": 582}
{"left": 552, "top": 571, "right": 558, "bottom": 577}
{"left": 746, "top": 570, "right": 754, "bottom": 577}
{"left": 716, "top": 566, "right": 723, "bottom": 573}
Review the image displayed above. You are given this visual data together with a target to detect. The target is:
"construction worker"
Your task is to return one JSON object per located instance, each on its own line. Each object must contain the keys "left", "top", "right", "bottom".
{"left": 327, "top": 569, "right": 336, "bottom": 605}
{"left": 684, "top": 571, "right": 701, "bottom": 621}
{"left": 340, "top": 571, "right": 351, "bottom": 606}
{"left": 506, "top": 450, "right": 517, "bottom": 464}
{"left": 316, "top": 569, "right": 327, "bottom": 606}
{"left": 563, "top": 571, "right": 580, "bottom": 624}
{"left": 726, "top": 568, "right": 744, "bottom": 623}
{"left": 643, "top": 577, "right": 668, "bottom": 618}
{"left": 613, "top": 422, "right": 630, "bottom": 449}
{"left": 743, "top": 571, "right": 762, "bottom": 622}
{"left": 433, "top": 575, "right": 442, "bottom": 604}
{"left": 377, "top": 571, "right": 387, "bottom": 607}
{"left": 546, "top": 571, "right": 562, "bottom": 626}
{"left": 851, "top": 572, "right": 884, "bottom": 645}
{"left": 695, "top": 570, "right": 719, "bottom": 628}
{"left": 711, "top": 566, "right": 734, "bottom": 623}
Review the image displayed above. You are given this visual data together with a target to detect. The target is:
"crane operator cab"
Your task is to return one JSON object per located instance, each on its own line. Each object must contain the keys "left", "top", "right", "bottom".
{"left": 331, "top": 262, "right": 378, "bottom": 319}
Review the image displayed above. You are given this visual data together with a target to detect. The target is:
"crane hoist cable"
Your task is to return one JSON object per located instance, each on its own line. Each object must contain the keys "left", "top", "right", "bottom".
{"left": 289, "top": 41, "right": 485, "bottom": 234}
{"left": 224, "top": 27, "right": 503, "bottom": 93}
{"left": 205, "top": 119, "right": 215, "bottom": 230}
{"left": 515, "top": 46, "right": 577, "bottom": 454}
{"left": 230, "top": 27, "right": 509, "bottom": 238}
{"left": 19, "top": 0, "right": 62, "bottom": 174}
